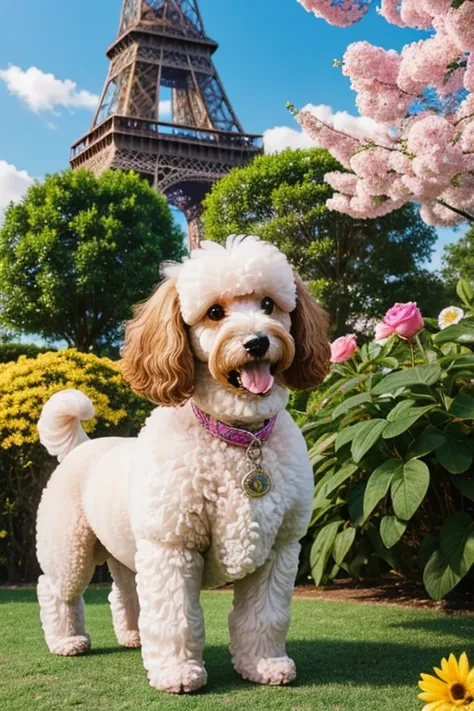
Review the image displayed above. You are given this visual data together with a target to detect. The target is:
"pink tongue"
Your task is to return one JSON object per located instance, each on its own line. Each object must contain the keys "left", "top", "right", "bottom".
{"left": 240, "top": 362, "right": 274, "bottom": 395}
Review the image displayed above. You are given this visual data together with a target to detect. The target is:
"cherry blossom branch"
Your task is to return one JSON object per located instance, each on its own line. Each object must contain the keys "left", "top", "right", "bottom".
{"left": 437, "top": 199, "right": 474, "bottom": 224}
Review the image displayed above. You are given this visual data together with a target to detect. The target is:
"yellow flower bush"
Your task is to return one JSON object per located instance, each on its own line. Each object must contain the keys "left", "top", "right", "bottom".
{"left": 0, "top": 350, "right": 152, "bottom": 583}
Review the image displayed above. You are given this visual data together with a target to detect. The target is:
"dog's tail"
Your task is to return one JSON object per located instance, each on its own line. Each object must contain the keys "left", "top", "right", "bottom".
{"left": 38, "top": 389, "right": 95, "bottom": 462}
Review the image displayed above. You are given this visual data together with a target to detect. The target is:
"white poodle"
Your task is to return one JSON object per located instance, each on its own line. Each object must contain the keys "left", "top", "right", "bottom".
{"left": 36, "top": 235, "right": 330, "bottom": 694}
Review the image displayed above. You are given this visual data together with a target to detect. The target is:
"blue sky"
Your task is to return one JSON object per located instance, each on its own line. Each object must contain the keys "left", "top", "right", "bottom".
{"left": 0, "top": 0, "right": 468, "bottom": 268}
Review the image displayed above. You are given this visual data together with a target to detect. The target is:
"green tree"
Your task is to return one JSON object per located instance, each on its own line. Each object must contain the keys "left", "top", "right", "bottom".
{"left": 443, "top": 225, "right": 474, "bottom": 286}
{"left": 0, "top": 169, "right": 185, "bottom": 352}
{"left": 203, "top": 149, "right": 440, "bottom": 335}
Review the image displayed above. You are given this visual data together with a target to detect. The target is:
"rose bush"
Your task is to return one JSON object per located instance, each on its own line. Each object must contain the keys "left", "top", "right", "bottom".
{"left": 296, "top": 279, "right": 474, "bottom": 600}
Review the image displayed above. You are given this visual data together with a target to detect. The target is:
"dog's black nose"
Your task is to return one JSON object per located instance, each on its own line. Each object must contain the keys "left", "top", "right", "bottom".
{"left": 244, "top": 334, "right": 270, "bottom": 358}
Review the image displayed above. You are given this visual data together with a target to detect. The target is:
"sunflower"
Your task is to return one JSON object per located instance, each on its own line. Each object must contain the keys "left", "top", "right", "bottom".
{"left": 419, "top": 653, "right": 474, "bottom": 711}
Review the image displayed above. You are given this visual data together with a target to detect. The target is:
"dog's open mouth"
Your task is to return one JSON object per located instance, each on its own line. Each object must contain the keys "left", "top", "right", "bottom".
{"left": 228, "top": 361, "right": 277, "bottom": 395}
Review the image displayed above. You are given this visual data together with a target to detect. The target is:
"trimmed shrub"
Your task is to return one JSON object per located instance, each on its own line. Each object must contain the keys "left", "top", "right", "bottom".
{"left": 299, "top": 279, "right": 474, "bottom": 600}
{"left": 0, "top": 349, "right": 151, "bottom": 583}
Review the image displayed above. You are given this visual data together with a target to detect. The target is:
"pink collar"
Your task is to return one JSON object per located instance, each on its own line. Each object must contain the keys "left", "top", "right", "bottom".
{"left": 191, "top": 402, "right": 277, "bottom": 448}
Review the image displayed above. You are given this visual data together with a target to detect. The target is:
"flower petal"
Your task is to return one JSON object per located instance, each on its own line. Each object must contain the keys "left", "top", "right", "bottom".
{"left": 458, "top": 652, "right": 470, "bottom": 682}
{"left": 421, "top": 701, "right": 452, "bottom": 711}
{"left": 434, "top": 666, "right": 451, "bottom": 683}
{"left": 448, "top": 653, "right": 460, "bottom": 679}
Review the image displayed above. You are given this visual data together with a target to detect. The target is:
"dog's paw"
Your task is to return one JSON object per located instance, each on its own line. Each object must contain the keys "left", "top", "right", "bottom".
{"left": 49, "top": 634, "right": 91, "bottom": 656}
{"left": 117, "top": 630, "right": 141, "bottom": 648}
{"left": 234, "top": 655, "right": 296, "bottom": 686}
{"left": 148, "top": 660, "right": 207, "bottom": 694}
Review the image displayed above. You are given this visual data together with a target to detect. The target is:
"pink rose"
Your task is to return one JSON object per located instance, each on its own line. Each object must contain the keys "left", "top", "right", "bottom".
{"left": 383, "top": 302, "right": 424, "bottom": 339}
{"left": 330, "top": 334, "right": 358, "bottom": 363}
{"left": 375, "top": 321, "right": 395, "bottom": 342}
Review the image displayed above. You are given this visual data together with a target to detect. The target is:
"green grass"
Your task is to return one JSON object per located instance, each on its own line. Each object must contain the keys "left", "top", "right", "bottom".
{"left": 1, "top": 588, "right": 473, "bottom": 711}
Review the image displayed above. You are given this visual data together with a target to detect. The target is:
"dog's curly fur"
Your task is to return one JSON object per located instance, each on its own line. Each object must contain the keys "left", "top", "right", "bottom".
{"left": 36, "top": 235, "right": 330, "bottom": 694}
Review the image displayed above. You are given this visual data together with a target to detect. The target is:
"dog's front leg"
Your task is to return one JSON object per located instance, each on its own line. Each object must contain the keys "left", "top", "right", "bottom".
{"left": 135, "top": 539, "right": 207, "bottom": 693}
{"left": 229, "top": 541, "right": 300, "bottom": 686}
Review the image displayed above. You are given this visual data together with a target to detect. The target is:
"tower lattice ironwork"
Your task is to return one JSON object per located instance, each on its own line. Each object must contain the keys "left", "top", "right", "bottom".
{"left": 70, "top": 0, "right": 262, "bottom": 249}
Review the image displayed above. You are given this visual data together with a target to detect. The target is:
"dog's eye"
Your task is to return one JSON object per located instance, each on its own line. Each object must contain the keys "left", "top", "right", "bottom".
{"left": 207, "top": 304, "right": 226, "bottom": 321}
{"left": 261, "top": 297, "right": 274, "bottom": 315}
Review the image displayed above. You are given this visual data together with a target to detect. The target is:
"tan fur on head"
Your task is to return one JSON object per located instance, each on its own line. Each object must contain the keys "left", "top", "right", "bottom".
{"left": 282, "top": 274, "right": 331, "bottom": 391}
{"left": 208, "top": 322, "right": 295, "bottom": 391}
{"left": 121, "top": 279, "right": 195, "bottom": 406}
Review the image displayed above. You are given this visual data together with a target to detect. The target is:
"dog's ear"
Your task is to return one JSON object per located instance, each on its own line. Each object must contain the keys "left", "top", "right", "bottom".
{"left": 282, "top": 273, "right": 331, "bottom": 391}
{"left": 121, "top": 279, "right": 194, "bottom": 406}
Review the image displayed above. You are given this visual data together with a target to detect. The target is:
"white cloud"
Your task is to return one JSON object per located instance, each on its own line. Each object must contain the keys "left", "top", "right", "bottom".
{"left": 159, "top": 100, "right": 172, "bottom": 118}
{"left": 263, "top": 125, "right": 315, "bottom": 153}
{"left": 0, "top": 65, "right": 99, "bottom": 114}
{"left": 264, "top": 103, "right": 382, "bottom": 153}
{"left": 0, "top": 161, "right": 33, "bottom": 213}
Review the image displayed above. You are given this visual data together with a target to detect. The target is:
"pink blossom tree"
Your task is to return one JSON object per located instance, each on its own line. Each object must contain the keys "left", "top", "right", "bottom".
{"left": 293, "top": 0, "right": 474, "bottom": 226}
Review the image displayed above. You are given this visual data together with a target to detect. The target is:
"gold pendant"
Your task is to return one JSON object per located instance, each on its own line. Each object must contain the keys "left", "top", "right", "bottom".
{"left": 242, "top": 468, "right": 272, "bottom": 498}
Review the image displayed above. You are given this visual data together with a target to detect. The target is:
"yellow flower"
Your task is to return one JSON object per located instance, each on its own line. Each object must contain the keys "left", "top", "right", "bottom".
{"left": 419, "top": 653, "right": 474, "bottom": 710}
{"left": 0, "top": 530, "right": 7, "bottom": 539}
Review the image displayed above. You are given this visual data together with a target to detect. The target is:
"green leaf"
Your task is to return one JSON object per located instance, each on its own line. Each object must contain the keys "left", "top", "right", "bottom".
{"left": 436, "top": 437, "right": 473, "bottom": 474}
{"left": 332, "top": 527, "right": 356, "bottom": 565}
{"left": 308, "top": 432, "right": 337, "bottom": 460}
{"left": 423, "top": 549, "right": 462, "bottom": 601}
{"left": 380, "top": 515, "right": 407, "bottom": 549}
{"left": 424, "top": 512, "right": 474, "bottom": 600}
{"left": 449, "top": 392, "right": 474, "bottom": 420}
{"left": 433, "top": 324, "right": 474, "bottom": 344}
{"left": 383, "top": 404, "right": 437, "bottom": 439}
{"left": 313, "top": 471, "right": 344, "bottom": 510}
{"left": 406, "top": 426, "right": 447, "bottom": 460}
{"left": 310, "top": 521, "right": 343, "bottom": 585}
{"left": 364, "top": 459, "right": 403, "bottom": 519}
{"left": 348, "top": 481, "right": 366, "bottom": 527}
{"left": 372, "top": 363, "right": 441, "bottom": 395}
{"left": 340, "top": 375, "right": 368, "bottom": 393}
{"left": 440, "top": 512, "right": 474, "bottom": 577}
{"left": 456, "top": 278, "right": 473, "bottom": 307}
{"left": 391, "top": 459, "right": 430, "bottom": 521}
{"left": 444, "top": 355, "right": 474, "bottom": 371}
{"left": 314, "top": 457, "right": 338, "bottom": 476}
{"left": 324, "top": 463, "right": 359, "bottom": 498}
{"left": 332, "top": 392, "right": 372, "bottom": 420}
{"left": 378, "top": 357, "right": 399, "bottom": 369}
{"left": 335, "top": 421, "right": 369, "bottom": 451}
{"left": 386, "top": 400, "right": 415, "bottom": 421}
{"left": 351, "top": 419, "right": 388, "bottom": 463}
{"left": 451, "top": 475, "right": 474, "bottom": 503}
{"left": 366, "top": 523, "right": 400, "bottom": 571}
{"left": 419, "top": 533, "right": 438, "bottom": 571}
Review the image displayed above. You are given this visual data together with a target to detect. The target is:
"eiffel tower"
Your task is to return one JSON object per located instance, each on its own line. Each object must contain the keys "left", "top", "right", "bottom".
{"left": 70, "top": 0, "right": 262, "bottom": 249}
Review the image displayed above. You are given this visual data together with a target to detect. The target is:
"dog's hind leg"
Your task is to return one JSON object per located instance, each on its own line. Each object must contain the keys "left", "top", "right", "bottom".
{"left": 37, "top": 495, "right": 97, "bottom": 657}
{"left": 108, "top": 558, "right": 141, "bottom": 648}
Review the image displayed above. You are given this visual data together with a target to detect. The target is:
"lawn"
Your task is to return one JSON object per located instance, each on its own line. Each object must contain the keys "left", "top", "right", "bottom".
{"left": 1, "top": 588, "right": 473, "bottom": 711}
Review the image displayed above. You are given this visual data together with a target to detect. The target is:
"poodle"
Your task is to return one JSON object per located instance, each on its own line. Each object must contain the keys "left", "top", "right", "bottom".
{"left": 36, "top": 235, "right": 330, "bottom": 694}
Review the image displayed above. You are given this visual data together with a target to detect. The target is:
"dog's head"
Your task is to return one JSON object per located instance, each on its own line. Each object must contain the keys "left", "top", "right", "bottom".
{"left": 121, "top": 236, "right": 330, "bottom": 416}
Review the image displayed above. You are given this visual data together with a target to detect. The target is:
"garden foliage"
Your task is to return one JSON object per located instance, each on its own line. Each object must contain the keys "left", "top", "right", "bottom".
{"left": 298, "top": 279, "right": 474, "bottom": 600}
{"left": 0, "top": 350, "right": 151, "bottom": 583}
